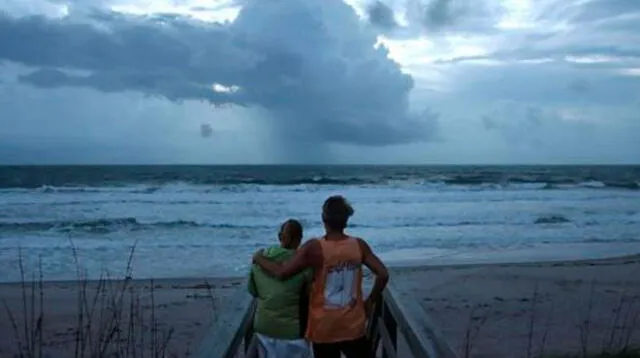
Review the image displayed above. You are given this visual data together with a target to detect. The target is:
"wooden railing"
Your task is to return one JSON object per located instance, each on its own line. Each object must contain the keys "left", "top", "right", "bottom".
{"left": 194, "top": 287, "right": 259, "bottom": 358}
{"left": 367, "top": 283, "right": 457, "bottom": 358}
{"left": 195, "top": 283, "right": 457, "bottom": 358}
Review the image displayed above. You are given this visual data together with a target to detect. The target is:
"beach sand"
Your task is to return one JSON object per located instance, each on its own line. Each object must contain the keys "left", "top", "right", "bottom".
{"left": 2, "top": 255, "right": 640, "bottom": 357}
{"left": 392, "top": 255, "right": 640, "bottom": 357}
{"left": 0, "top": 277, "right": 245, "bottom": 357}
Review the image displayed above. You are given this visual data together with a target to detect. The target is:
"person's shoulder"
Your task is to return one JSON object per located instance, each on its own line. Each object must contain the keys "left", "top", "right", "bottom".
{"left": 300, "top": 238, "right": 323, "bottom": 265}
{"left": 262, "top": 245, "right": 288, "bottom": 258}
{"left": 301, "top": 237, "right": 321, "bottom": 248}
{"left": 352, "top": 236, "right": 372, "bottom": 253}
{"left": 350, "top": 235, "right": 367, "bottom": 245}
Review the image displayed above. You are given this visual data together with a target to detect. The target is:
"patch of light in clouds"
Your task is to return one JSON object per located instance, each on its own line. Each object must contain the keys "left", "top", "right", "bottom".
{"left": 379, "top": 34, "right": 490, "bottom": 66}
{"left": 212, "top": 83, "right": 239, "bottom": 93}
{"left": 497, "top": 0, "right": 536, "bottom": 30}
{"left": 565, "top": 55, "right": 626, "bottom": 64}
{"left": 342, "top": 0, "right": 367, "bottom": 19}
{"left": 377, "top": 36, "right": 436, "bottom": 66}
{"left": 2, "top": 0, "right": 70, "bottom": 18}
{"left": 520, "top": 58, "right": 555, "bottom": 64}
{"left": 111, "top": 0, "right": 240, "bottom": 23}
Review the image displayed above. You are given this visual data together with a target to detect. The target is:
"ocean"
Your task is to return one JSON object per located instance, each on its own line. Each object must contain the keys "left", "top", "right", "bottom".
{"left": 1, "top": 165, "right": 640, "bottom": 282}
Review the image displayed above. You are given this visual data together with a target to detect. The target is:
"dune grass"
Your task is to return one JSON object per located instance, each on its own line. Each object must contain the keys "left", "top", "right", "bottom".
{"left": 461, "top": 279, "right": 640, "bottom": 358}
{"left": 1, "top": 242, "right": 184, "bottom": 358}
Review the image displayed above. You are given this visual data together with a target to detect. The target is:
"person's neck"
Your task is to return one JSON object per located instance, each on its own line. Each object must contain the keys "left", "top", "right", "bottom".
{"left": 324, "top": 230, "right": 346, "bottom": 240}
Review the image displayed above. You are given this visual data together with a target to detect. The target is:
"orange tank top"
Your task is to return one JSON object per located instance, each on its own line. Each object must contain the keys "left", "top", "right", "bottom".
{"left": 305, "top": 236, "right": 366, "bottom": 343}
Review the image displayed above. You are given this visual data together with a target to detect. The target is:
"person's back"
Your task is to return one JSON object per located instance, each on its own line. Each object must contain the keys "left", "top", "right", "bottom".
{"left": 249, "top": 245, "right": 309, "bottom": 339}
{"left": 306, "top": 236, "right": 366, "bottom": 343}
{"left": 248, "top": 220, "right": 312, "bottom": 358}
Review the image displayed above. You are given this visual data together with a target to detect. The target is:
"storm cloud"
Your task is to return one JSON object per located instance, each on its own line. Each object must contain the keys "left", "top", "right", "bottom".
{"left": 366, "top": 1, "right": 398, "bottom": 30}
{"left": 0, "top": 0, "right": 639, "bottom": 164}
{"left": 366, "top": 0, "right": 503, "bottom": 36}
{"left": 0, "top": 0, "right": 437, "bottom": 147}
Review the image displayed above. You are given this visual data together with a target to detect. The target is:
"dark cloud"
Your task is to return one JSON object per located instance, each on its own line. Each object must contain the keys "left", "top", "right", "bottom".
{"left": 366, "top": 0, "right": 502, "bottom": 37}
{"left": 481, "top": 115, "right": 496, "bottom": 130}
{"left": 366, "top": 1, "right": 398, "bottom": 30}
{"left": 0, "top": 0, "right": 437, "bottom": 147}
{"left": 200, "top": 123, "right": 213, "bottom": 138}
{"left": 568, "top": 79, "right": 590, "bottom": 95}
{"left": 423, "top": 0, "right": 466, "bottom": 31}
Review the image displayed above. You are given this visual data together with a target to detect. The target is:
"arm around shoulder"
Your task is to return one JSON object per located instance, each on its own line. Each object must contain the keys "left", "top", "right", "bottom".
{"left": 253, "top": 239, "right": 320, "bottom": 280}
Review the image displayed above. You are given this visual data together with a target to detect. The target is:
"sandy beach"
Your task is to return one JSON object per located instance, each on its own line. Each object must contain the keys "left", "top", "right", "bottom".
{"left": 2, "top": 254, "right": 640, "bottom": 357}
{"left": 392, "top": 254, "right": 640, "bottom": 357}
{"left": 0, "top": 277, "right": 245, "bottom": 357}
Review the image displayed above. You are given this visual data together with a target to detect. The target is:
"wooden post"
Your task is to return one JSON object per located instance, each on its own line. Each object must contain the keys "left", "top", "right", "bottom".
{"left": 244, "top": 301, "right": 256, "bottom": 354}
{"left": 382, "top": 298, "right": 398, "bottom": 357}
{"left": 194, "top": 287, "right": 255, "bottom": 358}
{"left": 382, "top": 284, "right": 457, "bottom": 358}
{"left": 368, "top": 294, "right": 383, "bottom": 353}
{"left": 245, "top": 336, "right": 259, "bottom": 358}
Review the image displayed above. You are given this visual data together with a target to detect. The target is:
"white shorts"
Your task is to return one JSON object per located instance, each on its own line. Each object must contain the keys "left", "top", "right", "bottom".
{"left": 256, "top": 333, "right": 313, "bottom": 358}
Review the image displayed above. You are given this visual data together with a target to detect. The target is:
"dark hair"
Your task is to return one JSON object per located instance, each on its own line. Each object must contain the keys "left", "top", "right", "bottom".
{"left": 322, "top": 195, "right": 354, "bottom": 231}
{"left": 282, "top": 219, "right": 303, "bottom": 240}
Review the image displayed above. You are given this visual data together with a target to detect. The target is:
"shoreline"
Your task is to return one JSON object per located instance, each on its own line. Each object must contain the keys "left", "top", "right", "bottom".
{"left": 2, "top": 245, "right": 640, "bottom": 285}
{"left": 389, "top": 252, "right": 640, "bottom": 273}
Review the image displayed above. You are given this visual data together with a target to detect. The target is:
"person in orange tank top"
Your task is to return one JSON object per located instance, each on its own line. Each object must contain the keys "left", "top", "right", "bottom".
{"left": 253, "top": 195, "right": 390, "bottom": 358}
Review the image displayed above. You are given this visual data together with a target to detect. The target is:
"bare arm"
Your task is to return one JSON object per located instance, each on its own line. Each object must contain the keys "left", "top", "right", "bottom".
{"left": 358, "top": 238, "right": 390, "bottom": 305}
{"left": 253, "top": 239, "right": 321, "bottom": 280}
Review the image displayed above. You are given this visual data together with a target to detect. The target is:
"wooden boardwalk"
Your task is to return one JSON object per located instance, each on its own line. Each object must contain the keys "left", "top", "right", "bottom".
{"left": 195, "top": 283, "right": 457, "bottom": 358}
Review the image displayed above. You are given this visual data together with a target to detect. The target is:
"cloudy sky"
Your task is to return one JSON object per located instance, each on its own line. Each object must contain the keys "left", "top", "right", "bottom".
{"left": 0, "top": 0, "right": 638, "bottom": 164}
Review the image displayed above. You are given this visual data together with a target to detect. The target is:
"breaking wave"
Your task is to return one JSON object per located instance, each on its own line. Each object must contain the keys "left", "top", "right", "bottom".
{"left": 0, "top": 180, "right": 638, "bottom": 194}
{"left": 1, "top": 165, "right": 639, "bottom": 191}
{"left": 0, "top": 218, "right": 263, "bottom": 234}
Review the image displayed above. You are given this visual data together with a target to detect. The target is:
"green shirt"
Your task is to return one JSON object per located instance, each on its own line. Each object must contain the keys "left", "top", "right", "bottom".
{"left": 248, "top": 246, "right": 312, "bottom": 339}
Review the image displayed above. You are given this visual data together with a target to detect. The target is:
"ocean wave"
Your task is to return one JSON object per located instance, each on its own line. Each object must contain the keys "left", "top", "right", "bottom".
{"left": 580, "top": 237, "right": 640, "bottom": 243}
{"left": 534, "top": 215, "right": 572, "bottom": 224}
{"left": 0, "top": 176, "right": 376, "bottom": 189}
{"left": 1, "top": 166, "right": 639, "bottom": 191}
{"left": 0, "top": 218, "right": 261, "bottom": 234}
{"left": 0, "top": 179, "right": 638, "bottom": 194}
{"left": 1, "top": 216, "right": 591, "bottom": 234}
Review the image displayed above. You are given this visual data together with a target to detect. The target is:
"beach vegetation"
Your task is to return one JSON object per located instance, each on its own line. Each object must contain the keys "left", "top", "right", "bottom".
{"left": 0, "top": 242, "right": 200, "bottom": 358}
{"left": 462, "top": 279, "right": 640, "bottom": 358}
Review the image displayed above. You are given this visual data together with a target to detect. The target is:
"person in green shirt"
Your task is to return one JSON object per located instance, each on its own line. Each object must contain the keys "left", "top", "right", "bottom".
{"left": 248, "top": 219, "right": 313, "bottom": 358}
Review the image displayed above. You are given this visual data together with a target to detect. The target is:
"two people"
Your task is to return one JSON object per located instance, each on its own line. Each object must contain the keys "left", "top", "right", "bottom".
{"left": 248, "top": 195, "right": 390, "bottom": 358}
